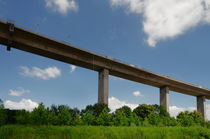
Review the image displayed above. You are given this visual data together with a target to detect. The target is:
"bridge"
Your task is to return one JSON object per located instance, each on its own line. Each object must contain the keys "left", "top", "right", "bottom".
{"left": 0, "top": 20, "right": 209, "bottom": 119}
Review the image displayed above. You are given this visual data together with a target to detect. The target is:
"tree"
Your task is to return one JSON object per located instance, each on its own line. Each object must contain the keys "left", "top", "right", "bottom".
{"left": 177, "top": 111, "right": 194, "bottom": 127}
{"left": 57, "top": 106, "right": 72, "bottom": 125}
{"left": 153, "top": 104, "right": 170, "bottom": 117}
{"left": 0, "top": 99, "right": 4, "bottom": 109}
{"left": 113, "top": 110, "right": 129, "bottom": 126}
{"left": 190, "top": 110, "right": 204, "bottom": 125}
{"left": 31, "top": 103, "right": 48, "bottom": 125}
{"left": 71, "top": 114, "right": 83, "bottom": 126}
{"left": 133, "top": 104, "right": 155, "bottom": 120}
{"left": 96, "top": 108, "right": 112, "bottom": 126}
{"left": 47, "top": 109, "right": 58, "bottom": 125}
{"left": 148, "top": 113, "right": 161, "bottom": 126}
{"left": 16, "top": 110, "right": 30, "bottom": 125}
{"left": 128, "top": 112, "right": 142, "bottom": 126}
{"left": 81, "top": 110, "right": 95, "bottom": 125}
{"left": 116, "top": 106, "right": 132, "bottom": 118}
{"left": 0, "top": 99, "right": 6, "bottom": 126}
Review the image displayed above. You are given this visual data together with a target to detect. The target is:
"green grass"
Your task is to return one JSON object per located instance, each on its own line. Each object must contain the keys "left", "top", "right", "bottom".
{"left": 0, "top": 125, "right": 209, "bottom": 139}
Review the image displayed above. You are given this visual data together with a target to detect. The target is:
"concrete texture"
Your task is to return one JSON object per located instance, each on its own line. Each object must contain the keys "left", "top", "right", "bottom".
{"left": 160, "top": 86, "right": 169, "bottom": 112}
{"left": 98, "top": 69, "right": 109, "bottom": 104}
{"left": 197, "top": 96, "right": 206, "bottom": 120}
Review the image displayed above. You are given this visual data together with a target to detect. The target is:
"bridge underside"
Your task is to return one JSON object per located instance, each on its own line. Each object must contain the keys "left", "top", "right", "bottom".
{"left": 0, "top": 20, "right": 209, "bottom": 119}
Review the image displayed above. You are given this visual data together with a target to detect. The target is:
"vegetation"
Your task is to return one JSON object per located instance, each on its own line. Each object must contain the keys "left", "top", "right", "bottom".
{"left": 0, "top": 99, "right": 209, "bottom": 127}
{"left": 0, "top": 125, "right": 209, "bottom": 139}
{"left": 0, "top": 98, "right": 210, "bottom": 138}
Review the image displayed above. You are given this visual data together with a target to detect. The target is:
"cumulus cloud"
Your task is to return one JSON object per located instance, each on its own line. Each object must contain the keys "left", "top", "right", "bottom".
{"left": 109, "top": 96, "right": 138, "bottom": 112}
{"left": 133, "top": 91, "right": 143, "bottom": 97}
{"left": 45, "top": 0, "right": 78, "bottom": 14}
{"left": 4, "top": 99, "right": 38, "bottom": 111}
{"left": 20, "top": 66, "right": 61, "bottom": 80}
{"left": 9, "top": 87, "right": 30, "bottom": 97}
{"left": 110, "top": 0, "right": 210, "bottom": 47}
{"left": 70, "top": 65, "right": 76, "bottom": 73}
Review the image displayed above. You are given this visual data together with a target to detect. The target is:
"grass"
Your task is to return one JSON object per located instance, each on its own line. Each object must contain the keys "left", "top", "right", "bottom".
{"left": 0, "top": 125, "right": 210, "bottom": 139}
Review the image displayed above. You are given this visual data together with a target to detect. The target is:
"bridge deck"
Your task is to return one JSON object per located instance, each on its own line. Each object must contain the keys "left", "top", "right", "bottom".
{"left": 0, "top": 20, "right": 209, "bottom": 99}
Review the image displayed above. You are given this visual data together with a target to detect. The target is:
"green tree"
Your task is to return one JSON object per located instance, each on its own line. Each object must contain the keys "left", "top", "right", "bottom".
{"left": 47, "top": 109, "right": 58, "bottom": 125}
{"left": 177, "top": 111, "right": 194, "bottom": 127}
{"left": 153, "top": 104, "right": 170, "bottom": 117}
{"left": 190, "top": 110, "right": 204, "bottom": 125}
{"left": 72, "top": 114, "right": 83, "bottom": 125}
{"left": 16, "top": 110, "right": 30, "bottom": 125}
{"left": 133, "top": 104, "right": 155, "bottom": 120}
{"left": 148, "top": 113, "right": 161, "bottom": 126}
{"left": 0, "top": 99, "right": 6, "bottom": 126}
{"left": 57, "top": 106, "right": 72, "bottom": 125}
{"left": 81, "top": 110, "right": 95, "bottom": 125}
{"left": 128, "top": 112, "right": 142, "bottom": 126}
{"left": 113, "top": 110, "right": 129, "bottom": 126}
{"left": 116, "top": 106, "right": 132, "bottom": 118}
{"left": 31, "top": 103, "right": 48, "bottom": 125}
{"left": 96, "top": 108, "right": 112, "bottom": 126}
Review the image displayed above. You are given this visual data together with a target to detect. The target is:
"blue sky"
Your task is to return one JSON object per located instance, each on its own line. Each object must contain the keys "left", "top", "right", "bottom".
{"left": 0, "top": 0, "right": 209, "bottom": 119}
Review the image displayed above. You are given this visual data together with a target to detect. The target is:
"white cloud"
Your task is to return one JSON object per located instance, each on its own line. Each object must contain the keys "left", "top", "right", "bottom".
{"left": 133, "top": 90, "right": 143, "bottom": 97}
{"left": 9, "top": 87, "right": 30, "bottom": 97}
{"left": 70, "top": 65, "right": 76, "bottom": 73}
{"left": 20, "top": 66, "right": 61, "bottom": 80}
{"left": 110, "top": 0, "right": 210, "bottom": 47}
{"left": 109, "top": 96, "right": 138, "bottom": 112}
{"left": 4, "top": 99, "right": 38, "bottom": 111}
{"left": 45, "top": 0, "right": 78, "bottom": 14}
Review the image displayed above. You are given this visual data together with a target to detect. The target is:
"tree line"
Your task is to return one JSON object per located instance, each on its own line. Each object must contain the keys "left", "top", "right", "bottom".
{"left": 0, "top": 99, "right": 209, "bottom": 127}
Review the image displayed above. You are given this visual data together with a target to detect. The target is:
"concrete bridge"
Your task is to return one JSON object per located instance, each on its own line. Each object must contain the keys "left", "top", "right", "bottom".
{"left": 0, "top": 20, "right": 209, "bottom": 119}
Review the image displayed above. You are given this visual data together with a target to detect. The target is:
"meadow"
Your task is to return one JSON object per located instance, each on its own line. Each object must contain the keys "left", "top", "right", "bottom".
{"left": 0, "top": 125, "right": 210, "bottom": 139}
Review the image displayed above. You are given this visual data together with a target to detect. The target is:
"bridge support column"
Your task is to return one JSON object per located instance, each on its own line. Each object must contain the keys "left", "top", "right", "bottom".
{"left": 197, "top": 96, "right": 206, "bottom": 120}
{"left": 98, "top": 69, "right": 109, "bottom": 105}
{"left": 160, "top": 86, "right": 169, "bottom": 112}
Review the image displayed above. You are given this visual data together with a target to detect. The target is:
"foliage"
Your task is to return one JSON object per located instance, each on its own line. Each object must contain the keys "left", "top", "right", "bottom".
{"left": 116, "top": 106, "right": 132, "bottom": 118}
{"left": 0, "top": 100, "right": 209, "bottom": 128}
{"left": 1, "top": 125, "right": 209, "bottom": 139}
{"left": 133, "top": 104, "right": 155, "bottom": 120}
{"left": 177, "top": 111, "right": 205, "bottom": 127}
{"left": 81, "top": 110, "right": 95, "bottom": 125}
{"left": 96, "top": 108, "right": 112, "bottom": 126}
{"left": 148, "top": 113, "right": 161, "bottom": 126}
{"left": 57, "top": 106, "right": 72, "bottom": 125}
{"left": 0, "top": 109, "right": 6, "bottom": 126}
{"left": 30, "top": 103, "right": 48, "bottom": 125}
{"left": 0, "top": 99, "right": 4, "bottom": 109}
{"left": 113, "top": 110, "right": 129, "bottom": 126}
{"left": 16, "top": 110, "right": 30, "bottom": 125}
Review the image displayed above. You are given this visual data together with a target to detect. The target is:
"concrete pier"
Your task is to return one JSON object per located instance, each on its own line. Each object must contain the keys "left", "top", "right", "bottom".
{"left": 197, "top": 96, "right": 206, "bottom": 120}
{"left": 160, "top": 86, "right": 169, "bottom": 112}
{"left": 98, "top": 69, "right": 109, "bottom": 104}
